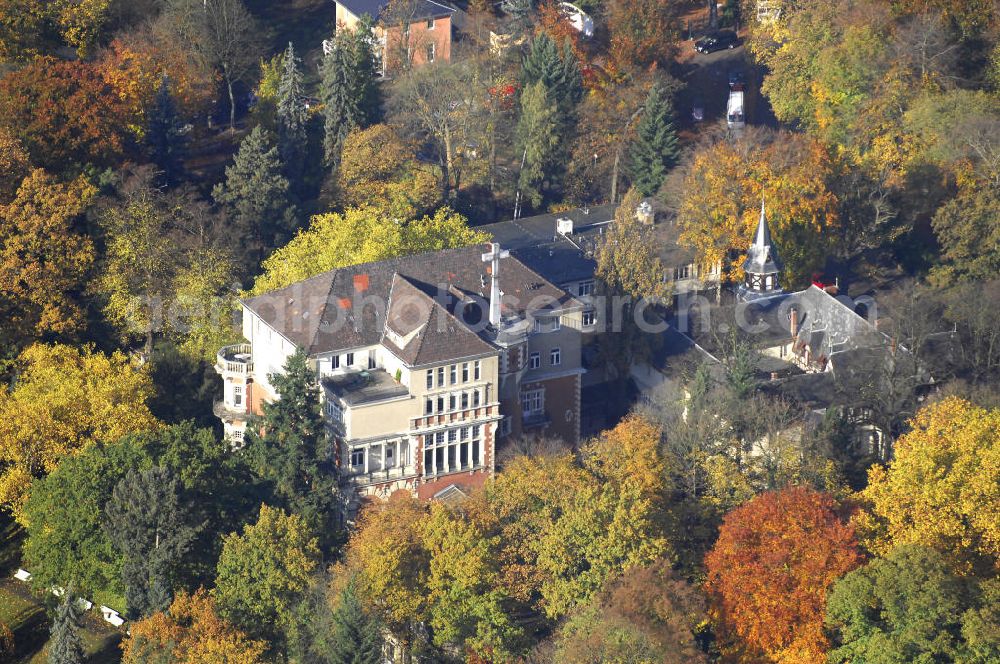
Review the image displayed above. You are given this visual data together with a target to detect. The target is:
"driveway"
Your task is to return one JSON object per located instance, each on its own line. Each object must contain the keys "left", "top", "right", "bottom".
{"left": 673, "top": 40, "right": 780, "bottom": 135}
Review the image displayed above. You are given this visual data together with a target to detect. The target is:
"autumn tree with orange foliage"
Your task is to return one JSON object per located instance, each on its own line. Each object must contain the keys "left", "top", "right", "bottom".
{"left": 676, "top": 129, "right": 840, "bottom": 288}
{"left": 0, "top": 56, "right": 133, "bottom": 170}
{"left": 705, "top": 486, "right": 862, "bottom": 663}
{"left": 607, "top": 0, "right": 680, "bottom": 70}
{"left": 122, "top": 589, "right": 268, "bottom": 664}
{"left": 98, "top": 29, "right": 217, "bottom": 127}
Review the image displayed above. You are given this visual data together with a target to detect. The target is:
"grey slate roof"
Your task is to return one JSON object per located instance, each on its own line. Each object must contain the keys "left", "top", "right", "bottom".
{"left": 242, "top": 244, "right": 578, "bottom": 363}
{"left": 382, "top": 274, "right": 496, "bottom": 365}
{"left": 479, "top": 205, "right": 615, "bottom": 286}
{"left": 337, "top": 0, "right": 455, "bottom": 21}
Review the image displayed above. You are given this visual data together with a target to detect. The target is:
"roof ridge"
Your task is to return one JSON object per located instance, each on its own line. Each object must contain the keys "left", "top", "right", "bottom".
{"left": 309, "top": 270, "right": 343, "bottom": 353}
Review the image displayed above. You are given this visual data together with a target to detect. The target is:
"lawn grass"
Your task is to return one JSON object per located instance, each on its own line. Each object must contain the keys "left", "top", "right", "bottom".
{"left": 0, "top": 514, "right": 123, "bottom": 663}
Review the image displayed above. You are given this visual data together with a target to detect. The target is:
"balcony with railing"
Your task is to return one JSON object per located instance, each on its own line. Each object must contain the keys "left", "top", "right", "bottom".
{"left": 216, "top": 343, "right": 253, "bottom": 376}
{"left": 347, "top": 465, "right": 419, "bottom": 487}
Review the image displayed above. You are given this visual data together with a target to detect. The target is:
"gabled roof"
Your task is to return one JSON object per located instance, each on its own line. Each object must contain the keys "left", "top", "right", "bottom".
{"left": 381, "top": 274, "right": 495, "bottom": 365}
{"left": 336, "top": 0, "right": 455, "bottom": 22}
{"left": 242, "top": 244, "right": 579, "bottom": 361}
{"left": 743, "top": 200, "right": 783, "bottom": 276}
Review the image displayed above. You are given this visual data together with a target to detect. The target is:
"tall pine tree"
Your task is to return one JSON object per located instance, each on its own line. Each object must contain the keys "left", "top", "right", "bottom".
{"left": 145, "top": 75, "right": 187, "bottom": 186}
{"left": 242, "top": 349, "right": 339, "bottom": 551}
{"left": 277, "top": 42, "right": 309, "bottom": 184}
{"left": 321, "top": 17, "right": 378, "bottom": 165}
{"left": 48, "top": 593, "right": 83, "bottom": 664}
{"left": 104, "top": 466, "right": 197, "bottom": 619}
{"left": 329, "top": 579, "right": 383, "bottom": 664}
{"left": 522, "top": 34, "right": 582, "bottom": 119}
{"left": 212, "top": 126, "right": 297, "bottom": 254}
{"left": 516, "top": 81, "right": 562, "bottom": 208}
{"left": 626, "top": 82, "right": 679, "bottom": 197}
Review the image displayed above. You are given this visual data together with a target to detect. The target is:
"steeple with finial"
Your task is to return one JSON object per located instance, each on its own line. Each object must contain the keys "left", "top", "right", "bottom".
{"left": 737, "top": 196, "right": 784, "bottom": 301}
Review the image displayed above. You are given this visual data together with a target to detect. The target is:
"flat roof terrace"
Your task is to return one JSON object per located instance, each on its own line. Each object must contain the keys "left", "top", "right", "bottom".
{"left": 322, "top": 370, "right": 410, "bottom": 406}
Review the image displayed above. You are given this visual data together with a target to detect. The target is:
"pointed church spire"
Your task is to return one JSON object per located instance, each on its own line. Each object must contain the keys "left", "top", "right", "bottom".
{"left": 738, "top": 195, "right": 784, "bottom": 300}
{"left": 753, "top": 196, "right": 772, "bottom": 250}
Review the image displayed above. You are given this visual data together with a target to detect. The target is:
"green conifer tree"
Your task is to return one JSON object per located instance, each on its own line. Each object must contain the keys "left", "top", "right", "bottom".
{"left": 320, "top": 18, "right": 378, "bottom": 165}
{"left": 104, "top": 466, "right": 197, "bottom": 619}
{"left": 145, "top": 75, "right": 187, "bottom": 185}
{"left": 212, "top": 126, "right": 297, "bottom": 253}
{"left": 516, "top": 81, "right": 562, "bottom": 208}
{"left": 277, "top": 42, "right": 309, "bottom": 184}
{"left": 626, "top": 83, "right": 679, "bottom": 197}
{"left": 242, "top": 349, "right": 339, "bottom": 551}
{"left": 329, "top": 579, "right": 384, "bottom": 664}
{"left": 48, "top": 593, "right": 83, "bottom": 664}
{"left": 522, "top": 34, "right": 582, "bottom": 119}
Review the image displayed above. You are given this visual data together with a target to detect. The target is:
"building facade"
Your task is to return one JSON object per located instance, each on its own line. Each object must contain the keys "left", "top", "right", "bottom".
{"left": 215, "top": 244, "right": 583, "bottom": 509}
{"left": 333, "top": 0, "right": 455, "bottom": 75}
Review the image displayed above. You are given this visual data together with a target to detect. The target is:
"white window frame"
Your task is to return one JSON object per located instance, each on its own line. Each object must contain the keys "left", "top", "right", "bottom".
{"left": 426, "top": 41, "right": 435, "bottom": 62}
{"left": 583, "top": 309, "right": 596, "bottom": 327}
{"left": 550, "top": 347, "right": 561, "bottom": 366}
{"left": 522, "top": 389, "right": 544, "bottom": 416}
{"left": 530, "top": 352, "right": 541, "bottom": 369}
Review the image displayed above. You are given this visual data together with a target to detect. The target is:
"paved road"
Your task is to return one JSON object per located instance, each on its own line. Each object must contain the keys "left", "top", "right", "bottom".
{"left": 674, "top": 42, "right": 780, "bottom": 135}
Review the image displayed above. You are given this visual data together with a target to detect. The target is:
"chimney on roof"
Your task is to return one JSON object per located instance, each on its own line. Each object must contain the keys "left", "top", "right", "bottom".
{"left": 790, "top": 308, "right": 799, "bottom": 337}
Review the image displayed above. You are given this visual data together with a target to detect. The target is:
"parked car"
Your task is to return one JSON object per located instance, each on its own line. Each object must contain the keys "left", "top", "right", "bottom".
{"left": 692, "top": 97, "right": 705, "bottom": 122}
{"left": 694, "top": 30, "right": 739, "bottom": 53}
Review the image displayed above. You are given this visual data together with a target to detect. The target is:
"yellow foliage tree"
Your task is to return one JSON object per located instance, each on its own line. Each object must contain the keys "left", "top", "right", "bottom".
{"left": 0, "top": 128, "right": 29, "bottom": 202}
{"left": 676, "top": 133, "right": 840, "bottom": 287}
{"left": 855, "top": 397, "right": 1000, "bottom": 573}
{"left": 346, "top": 493, "right": 431, "bottom": 639}
{"left": 0, "top": 169, "right": 96, "bottom": 346}
{"left": 250, "top": 206, "right": 488, "bottom": 294}
{"left": 336, "top": 124, "right": 442, "bottom": 220}
{"left": 0, "top": 343, "right": 158, "bottom": 520}
{"left": 421, "top": 502, "right": 523, "bottom": 658}
{"left": 123, "top": 589, "right": 268, "bottom": 664}
{"left": 54, "top": 0, "right": 112, "bottom": 57}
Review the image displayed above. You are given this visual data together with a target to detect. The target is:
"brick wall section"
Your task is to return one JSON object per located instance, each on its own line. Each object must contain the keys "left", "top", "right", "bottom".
{"left": 383, "top": 15, "right": 452, "bottom": 71}
{"left": 416, "top": 469, "right": 489, "bottom": 500}
{"left": 538, "top": 373, "right": 580, "bottom": 443}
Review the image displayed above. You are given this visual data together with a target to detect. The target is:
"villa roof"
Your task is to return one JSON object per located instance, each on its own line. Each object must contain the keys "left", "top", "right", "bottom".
{"left": 242, "top": 244, "right": 578, "bottom": 362}
{"left": 337, "top": 0, "right": 455, "bottom": 22}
